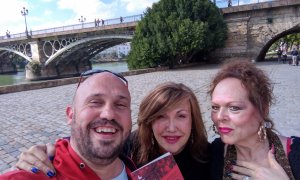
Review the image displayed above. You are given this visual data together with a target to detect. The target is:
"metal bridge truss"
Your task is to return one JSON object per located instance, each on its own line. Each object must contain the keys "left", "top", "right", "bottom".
{"left": 44, "top": 35, "right": 132, "bottom": 68}
{"left": 0, "top": 34, "right": 132, "bottom": 66}
{"left": 0, "top": 43, "right": 32, "bottom": 62}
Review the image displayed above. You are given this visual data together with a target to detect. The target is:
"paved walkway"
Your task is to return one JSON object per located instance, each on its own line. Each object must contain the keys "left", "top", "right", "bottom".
{"left": 0, "top": 62, "right": 300, "bottom": 173}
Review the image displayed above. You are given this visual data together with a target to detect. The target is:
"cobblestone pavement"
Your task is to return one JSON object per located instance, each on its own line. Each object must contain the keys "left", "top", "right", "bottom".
{"left": 1, "top": 61, "right": 300, "bottom": 173}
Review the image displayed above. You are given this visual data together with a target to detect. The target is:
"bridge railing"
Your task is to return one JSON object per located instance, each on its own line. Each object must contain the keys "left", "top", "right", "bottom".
{"left": 212, "top": 0, "right": 275, "bottom": 8}
{"left": 1, "top": 14, "right": 143, "bottom": 40}
{"left": 0, "top": 0, "right": 279, "bottom": 40}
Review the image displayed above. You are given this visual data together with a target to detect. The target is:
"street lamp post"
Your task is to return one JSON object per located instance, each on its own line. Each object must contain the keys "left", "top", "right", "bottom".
{"left": 78, "top": 16, "right": 86, "bottom": 28}
{"left": 21, "top": 7, "right": 30, "bottom": 38}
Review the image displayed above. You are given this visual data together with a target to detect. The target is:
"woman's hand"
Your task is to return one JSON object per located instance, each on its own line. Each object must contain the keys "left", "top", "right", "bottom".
{"left": 15, "top": 143, "right": 56, "bottom": 177}
{"left": 230, "top": 148, "right": 289, "bottom": 180}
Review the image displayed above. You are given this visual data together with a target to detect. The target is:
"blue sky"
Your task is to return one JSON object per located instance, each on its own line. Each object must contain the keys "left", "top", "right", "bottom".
{"left": 1, "top": 0, "right": 270, "bottom": 36}
{"left": 1, "top": 0, "right": 159, "bottom": 35}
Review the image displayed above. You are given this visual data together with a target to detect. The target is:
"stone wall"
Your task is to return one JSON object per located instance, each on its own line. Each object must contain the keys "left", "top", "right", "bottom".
{"left": 211, "top": 0, "right": 300, "bottom": 62}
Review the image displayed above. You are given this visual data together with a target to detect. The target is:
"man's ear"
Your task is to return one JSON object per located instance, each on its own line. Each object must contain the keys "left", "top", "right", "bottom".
{"left": 66, "top": 106, "right": 74, "bottom": 125}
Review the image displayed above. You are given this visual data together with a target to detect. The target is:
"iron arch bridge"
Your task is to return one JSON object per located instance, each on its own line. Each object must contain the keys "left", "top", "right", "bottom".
{"left": 0, "top": 14, "right": 139, "bottom": 79}
{"left": 0, "top": 34, "right": 133, "bottom": 79}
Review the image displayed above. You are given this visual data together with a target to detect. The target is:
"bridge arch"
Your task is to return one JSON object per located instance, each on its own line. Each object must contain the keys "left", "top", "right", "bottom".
{"left": 0, "top": 14, "right": 137, "bottom": 79}
{"left": 212, "top": 1, "right": 300, "bottom": 62}
{"left": 45, "top": 35, "right": 132, "bottom": 66}
{"left": 0, "top": 47, "right": 32, "bottom": 62}
{"left": 257, "top": 24, "right": 300, "bottom": 61}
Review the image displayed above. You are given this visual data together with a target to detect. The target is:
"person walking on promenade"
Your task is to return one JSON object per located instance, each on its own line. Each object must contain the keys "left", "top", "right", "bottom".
{"left": 282, "top": 49, "right": 288, "bottom": 64}
{"left": 291, "top": 48, "right": 298, "bottom": 66}
{"left": 277, "top": 47, "right": 282, "bottom": 63}
{"left": 209, "top": 60, "right": 300, "bottom": 180}
{"left": 0, "top": 70, "right": 136, "bottom": 179}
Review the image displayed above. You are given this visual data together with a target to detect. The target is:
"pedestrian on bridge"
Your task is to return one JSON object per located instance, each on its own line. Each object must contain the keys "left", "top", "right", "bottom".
{"left": 94, "top": 18, "right": 97, "bottom": 27}
{"left": 228, "top": 0, "right": 232, "bottom": 7}
{"left": 97, "top": 18, "right": 100, "bottom": 27}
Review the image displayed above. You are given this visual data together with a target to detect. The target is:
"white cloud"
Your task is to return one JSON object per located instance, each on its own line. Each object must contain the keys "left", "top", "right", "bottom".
{"left": 44, "top": 9, "right": 53, "bottom": 16}
{"left": 0, "top": 0, "right": 29, "bottom": 35}
{"left": 239, "top": 0, "right": 272, "bottom": 5}
{"left": 121, "top": 0, "right": 158, "bottom": 13}
{"left": 31, "top": 19, "right": 69, "bottom": 31}
{"left": 56, "top": 0, "right": 158, "bottom": 22}
{"left": 57, "top": 0, "right": 114, "bottom": 21}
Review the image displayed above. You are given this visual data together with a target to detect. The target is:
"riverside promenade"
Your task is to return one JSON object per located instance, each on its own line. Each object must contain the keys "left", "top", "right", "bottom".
{"left": 0, "top": 61, "right": 300, "bottom": 173}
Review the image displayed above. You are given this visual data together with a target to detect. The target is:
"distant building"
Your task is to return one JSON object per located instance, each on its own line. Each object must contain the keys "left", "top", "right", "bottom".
{"left": 100, "top": 42, "right": 131, "bottom": 58}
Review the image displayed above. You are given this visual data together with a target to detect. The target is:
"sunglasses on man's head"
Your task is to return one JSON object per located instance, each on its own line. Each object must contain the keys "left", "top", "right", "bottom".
{"left": 76, "top": 69, "right": 128, "bottom": 89}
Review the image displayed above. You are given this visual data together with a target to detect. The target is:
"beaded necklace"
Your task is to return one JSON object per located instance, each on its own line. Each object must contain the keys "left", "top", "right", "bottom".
{"left": 223, "top": 131, "right": 295, "bottom": 180}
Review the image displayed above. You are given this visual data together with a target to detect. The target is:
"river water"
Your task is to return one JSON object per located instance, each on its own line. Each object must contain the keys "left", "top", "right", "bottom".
{"left": 0, "top": 61, "right": 128, "bottom": 86}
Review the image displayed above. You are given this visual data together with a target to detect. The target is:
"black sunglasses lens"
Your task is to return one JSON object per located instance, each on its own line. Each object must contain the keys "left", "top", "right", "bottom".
{"left": 78, "top": 69, "right": 127, "bottom": 88}
{"left": 81, "top": 69, "right": 104, "bottom": 76}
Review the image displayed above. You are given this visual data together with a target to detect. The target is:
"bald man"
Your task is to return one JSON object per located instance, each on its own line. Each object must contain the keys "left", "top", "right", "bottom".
{"left": 0, "top": 70, "right": 136, "bottom": 179}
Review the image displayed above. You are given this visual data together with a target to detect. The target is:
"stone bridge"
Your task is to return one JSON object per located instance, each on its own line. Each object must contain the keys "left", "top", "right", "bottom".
{"left": 212, "top": 0, "right": 300, "bottom": 62}
{"left": 0, "top": 15, "right": 140, "bottom": 80}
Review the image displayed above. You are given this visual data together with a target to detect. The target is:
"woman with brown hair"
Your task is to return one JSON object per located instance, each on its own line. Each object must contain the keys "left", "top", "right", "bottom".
{"left": 209, "top": 60, "right": 299, "bottom": 180}
{"left": 129, "top": 82, "right": 210, "bottom": 179}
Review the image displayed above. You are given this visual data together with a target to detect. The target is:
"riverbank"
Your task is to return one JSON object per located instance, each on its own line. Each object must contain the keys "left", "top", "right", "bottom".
{"left": 0, "top": 62, "right": 204, "bottom": 94}
{"left": 0, "top": 66, "right": 168, "bottom": 94}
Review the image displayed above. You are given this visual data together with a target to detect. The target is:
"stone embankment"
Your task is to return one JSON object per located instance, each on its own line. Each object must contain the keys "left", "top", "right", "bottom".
{"left": 0, "top": 67, "right": 168, "bottom": 94}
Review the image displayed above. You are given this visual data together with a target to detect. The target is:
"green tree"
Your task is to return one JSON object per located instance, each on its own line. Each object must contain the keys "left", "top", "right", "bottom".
{"left": 128, "top": 0, "right": 227, "bottom": 69}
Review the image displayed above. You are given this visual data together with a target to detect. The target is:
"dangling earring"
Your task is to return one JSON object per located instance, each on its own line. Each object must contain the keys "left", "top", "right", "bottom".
{"left": 258, "top": 124, "right": 266, "bottom": 142}
{"left": 213, "top": 124, "right": 219, "bottom": 135}
{"left": 258, "top": 121, "right": 271, "bottom": 142}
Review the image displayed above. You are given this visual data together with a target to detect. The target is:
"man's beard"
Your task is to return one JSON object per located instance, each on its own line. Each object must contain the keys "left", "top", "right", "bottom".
{"left": 71, "top": 117, "right": 129, "bottom": 166}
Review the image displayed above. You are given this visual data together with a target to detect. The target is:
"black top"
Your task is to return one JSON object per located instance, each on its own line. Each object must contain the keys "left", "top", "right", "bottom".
{"left": 174, "top": 146, "right": 211, "bottom": 180}
{"left": 210, "top": 137, "right": 300, "bottom": 180}
{"left": 123, "top": 131, "right": 211, "bottom": 179}
{"left": 210, "top": 138, "right": 224, "bottom": 180}
{"left": 289, "top": 136, "right": 300, "bottom": 180}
